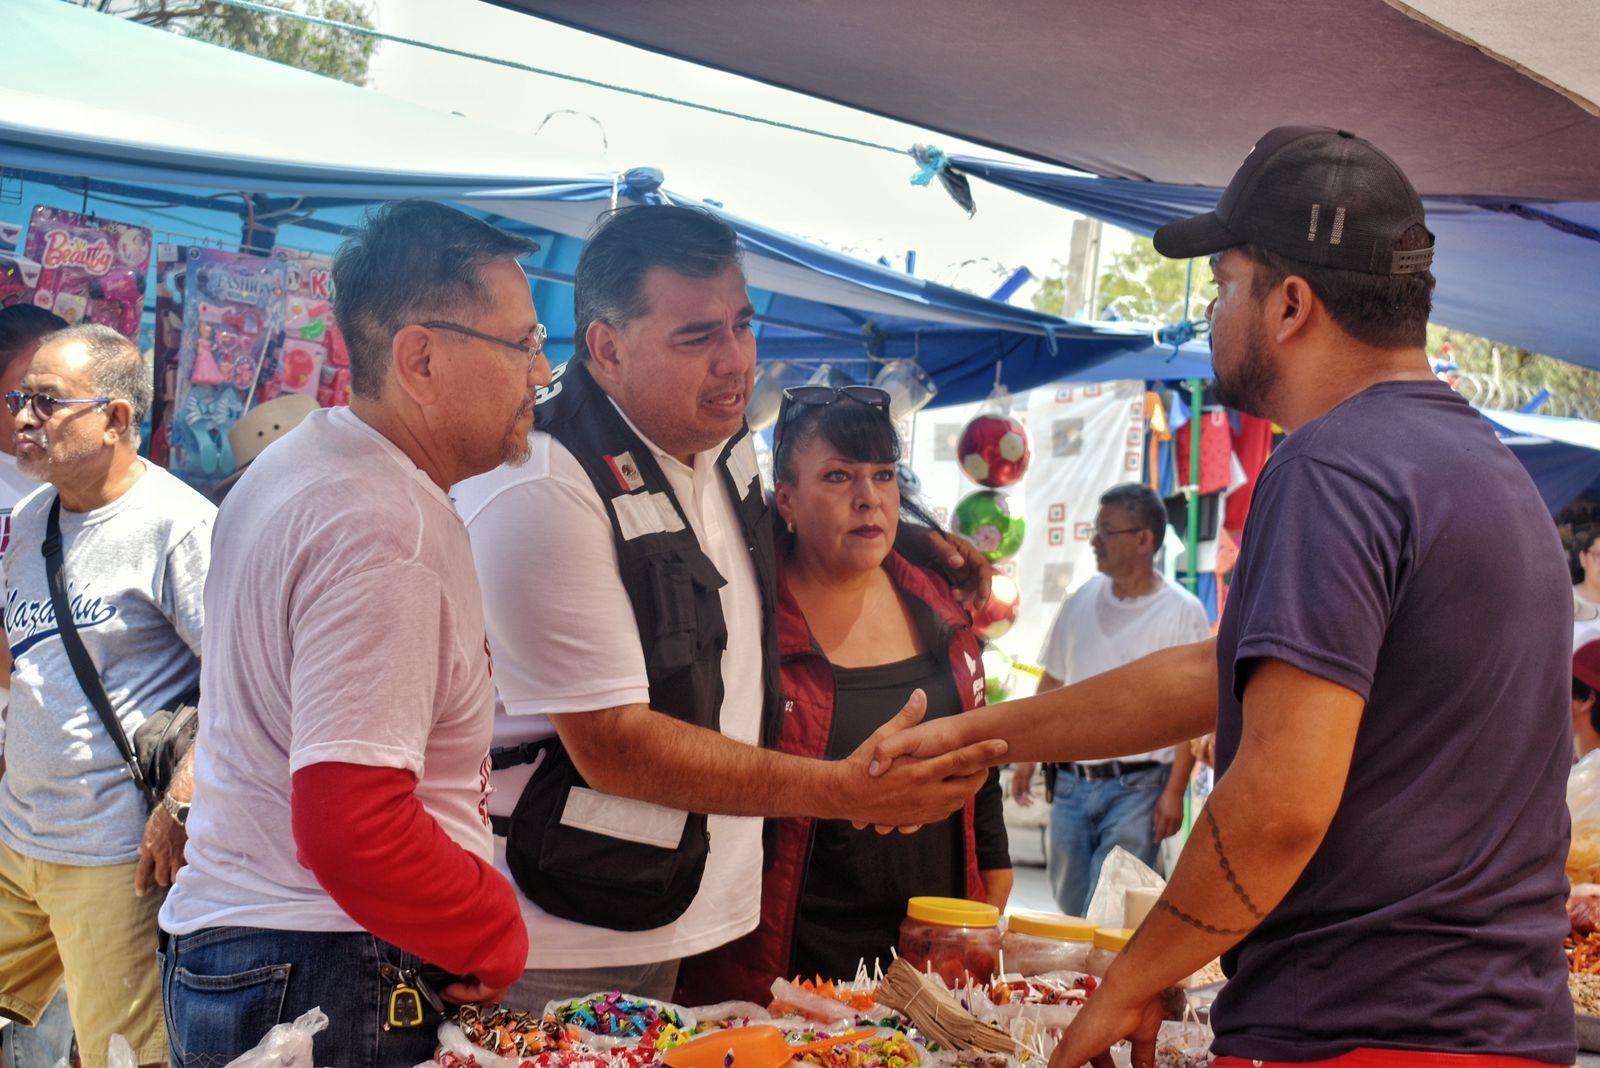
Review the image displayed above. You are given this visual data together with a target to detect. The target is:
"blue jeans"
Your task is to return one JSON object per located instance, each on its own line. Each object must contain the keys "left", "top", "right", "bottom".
{"left": 159, "top": 927, "right": 445, "bottom": 1068}
{"left": 2, "top": 988, "right": 73, "bottom": 1068}
{"left": 1047, "top": 765, "right": 1169, "bottom": 917}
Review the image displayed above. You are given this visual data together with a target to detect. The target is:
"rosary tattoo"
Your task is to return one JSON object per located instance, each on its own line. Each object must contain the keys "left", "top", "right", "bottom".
{"left": 1148, "top": 806, "right": 1263, "bottom": 938}
{"left": 1204, "top": 805, "right": 1268, "bottom": 919}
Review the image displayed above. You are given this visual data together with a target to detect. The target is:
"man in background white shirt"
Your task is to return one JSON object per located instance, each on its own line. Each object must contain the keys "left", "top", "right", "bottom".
{"left": 1012, "top": 482, "right": 1210, "bottom": 915}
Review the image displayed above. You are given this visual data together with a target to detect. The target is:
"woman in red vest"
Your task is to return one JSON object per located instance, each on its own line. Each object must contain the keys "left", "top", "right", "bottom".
{"left": 680, "top": 386, "right": 1011, "bottom": 1005}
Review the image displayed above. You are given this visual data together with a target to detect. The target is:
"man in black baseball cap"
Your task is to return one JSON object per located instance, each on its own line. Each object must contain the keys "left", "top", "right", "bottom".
{"left": 869, "top": 126, "right": 1577, "bottom": 1068}
{"left": 1058, "top": 126, "right": 1574, "bottom": 1065}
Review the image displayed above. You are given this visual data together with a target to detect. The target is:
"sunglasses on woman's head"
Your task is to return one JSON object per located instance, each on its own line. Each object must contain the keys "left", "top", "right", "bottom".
{"left": 773, "top": 385, "right": 893, "bottom": 461}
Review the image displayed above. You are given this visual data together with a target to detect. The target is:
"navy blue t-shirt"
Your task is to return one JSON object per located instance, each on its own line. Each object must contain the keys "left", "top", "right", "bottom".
{"left": 1211, "top": 379, "right": 1575, "bottom": 1063}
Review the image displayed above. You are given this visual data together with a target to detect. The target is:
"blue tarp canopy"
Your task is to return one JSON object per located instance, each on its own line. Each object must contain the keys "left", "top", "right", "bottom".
{"left": 946, "top": 156, "right": 1600, "bottom": 375}
{"left": 0, "top": 0, "right": 1209, "bottom": 406}
{"left": 1481, "top": 408, "right": 1600, "bottom": 513}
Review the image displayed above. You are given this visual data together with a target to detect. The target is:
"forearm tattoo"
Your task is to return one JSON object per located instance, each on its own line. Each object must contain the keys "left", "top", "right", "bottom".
{"left": 1203, "top": 804, "right": 1267, "bottom": 919}
{"left": 1152, "top": 898, "right": 1254, "bottom": 937}
{"left": 1138, "top": 806, "right": 1264, "bottom": 940}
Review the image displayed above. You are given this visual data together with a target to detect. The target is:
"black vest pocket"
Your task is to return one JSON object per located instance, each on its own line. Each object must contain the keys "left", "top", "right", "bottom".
{"left": 503, "top": 743, "right": 710, "bottom": 931}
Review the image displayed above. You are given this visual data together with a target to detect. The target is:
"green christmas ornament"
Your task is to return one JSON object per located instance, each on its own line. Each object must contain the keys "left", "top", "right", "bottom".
{"left": 951, "top": 490, "right": 1026, "bottom": 562}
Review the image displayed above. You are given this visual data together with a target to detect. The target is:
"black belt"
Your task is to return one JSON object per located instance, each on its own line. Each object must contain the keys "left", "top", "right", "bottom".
{"left": 1059, "top": 759, "right": 1163, "bottom": 781}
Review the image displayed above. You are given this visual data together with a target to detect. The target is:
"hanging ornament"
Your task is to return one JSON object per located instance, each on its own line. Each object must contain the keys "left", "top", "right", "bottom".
{"left": 951, "top": 490, "right": 1026, "bottom": 562}
{"left": 957, "top": 410, "right": 1032, "bottom": 488}
{"left": 973, "top": 573, "right": 1021, "bottom": 641}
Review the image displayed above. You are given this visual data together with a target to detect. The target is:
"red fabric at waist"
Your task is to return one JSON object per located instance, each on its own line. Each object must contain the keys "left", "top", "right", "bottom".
{"left": 1216, "top": 1052, "right": 1560, "bottom": 1068}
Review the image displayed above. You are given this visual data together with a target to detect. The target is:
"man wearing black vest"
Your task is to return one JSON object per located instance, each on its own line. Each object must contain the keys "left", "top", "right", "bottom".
{"left": 454, "top": 205, "right": 1004, "bottom": 1007}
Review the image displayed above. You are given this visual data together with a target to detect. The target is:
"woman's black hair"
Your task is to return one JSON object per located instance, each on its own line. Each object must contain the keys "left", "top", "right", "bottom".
{"left": 1580, "top": 678, "right": 1600, "bottom": 734}
{"left": 773, "top": 396, "right": 944, "bottom": 533}
{"left": 1576, "top": 528, "right": 1600, "bottom": 584}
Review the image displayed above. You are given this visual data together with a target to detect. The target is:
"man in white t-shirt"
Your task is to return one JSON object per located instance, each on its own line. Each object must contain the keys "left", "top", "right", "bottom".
{"left": 454, "top": 205, "right": 1003, "bottom": 1008}
{"left": 0, "top": 325, "right": 213, "bottom": 1068}
{"left": 160, "top": 202, "right": 549, "bottom": 1068}
{"left": 1012, "top": 482, "right": 1210, "bottom": 915}
{"left": 0, "top": 282, "right": 70, "bottom": 1046}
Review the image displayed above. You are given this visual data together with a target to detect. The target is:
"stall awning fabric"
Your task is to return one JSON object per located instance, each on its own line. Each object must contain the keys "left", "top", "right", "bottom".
{"left": 0, "top": 0, "right": 1207, "bottom": 407}
{"left": 1482, "top": 409, "right": 1600, "bottom": 513}
{"left": 946, "top": 158, "right": 1600, "bottom": 374}
{"left": 489, "top": 0, "right": 1600, "bottom": 200}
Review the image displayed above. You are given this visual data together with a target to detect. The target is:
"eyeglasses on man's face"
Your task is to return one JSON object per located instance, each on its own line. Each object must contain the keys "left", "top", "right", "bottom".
{"left": 1090, "top": 525, "right": 1144, "bottom": 541}
{"left": 4, "top": 391, "right": 111, "bottom": 420}
{"left": 422, "top": 320, "right": 547, "bottom": 372}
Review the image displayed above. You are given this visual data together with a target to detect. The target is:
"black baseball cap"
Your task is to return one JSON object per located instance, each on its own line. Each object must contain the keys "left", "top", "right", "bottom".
{"left": 1153, "top": 126, "right": 1435, "bottom": 275}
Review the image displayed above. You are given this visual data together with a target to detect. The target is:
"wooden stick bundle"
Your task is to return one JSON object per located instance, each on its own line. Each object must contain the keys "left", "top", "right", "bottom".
{"left": 875, "top": 959, "right": 1024, "bottom": 1056}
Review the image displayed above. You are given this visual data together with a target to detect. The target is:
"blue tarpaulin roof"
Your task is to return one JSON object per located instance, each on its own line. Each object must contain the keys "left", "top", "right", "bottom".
{"left": 0, "top": 0, "right": 1210, "bottom": 406}
{"left": 947, "top": 156, "right": 1600, "bottom": 375}
{"left": 1481, "top": 408, "right": 1600, "bottom": 512}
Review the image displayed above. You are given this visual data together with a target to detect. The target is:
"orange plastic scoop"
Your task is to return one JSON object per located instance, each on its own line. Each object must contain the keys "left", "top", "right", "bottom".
{"left": 663, "top": 1027, "right": 878, "bottom": 1068}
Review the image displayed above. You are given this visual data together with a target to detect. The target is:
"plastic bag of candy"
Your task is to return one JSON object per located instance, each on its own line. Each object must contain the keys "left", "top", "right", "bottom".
{"left": 545, "top": 993, "right": 695, "bottom": 1049}
{"left": 222, "top": 1007, "right": 328, "bottom": 1067}
{"left": 769, "top": 978, "right": 860, "bottom": 1024}
{"left": 1154, "top": 1013, "right": 1212, "bottom": 1068}
{"left": 101, "top": 1033, "right": 139, "bottom": 1068}
{"left": 685, "top": 1000, "right": 771, "bottom": 1033}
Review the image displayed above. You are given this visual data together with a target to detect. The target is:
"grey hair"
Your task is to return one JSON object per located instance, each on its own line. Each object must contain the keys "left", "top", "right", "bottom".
{"left": 47, "top": 324, "right": 151, "bottom": 444}
{"left": 332, "top": 200, "right": 538, "bottom": 399}
{"left": 1099, "top": 481, "right": 1169, "bottom": 543}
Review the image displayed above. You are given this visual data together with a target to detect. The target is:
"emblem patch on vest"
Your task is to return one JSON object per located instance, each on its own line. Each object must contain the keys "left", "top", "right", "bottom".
{"left": 606, "top": 451, "right": 645, "bottom": 493}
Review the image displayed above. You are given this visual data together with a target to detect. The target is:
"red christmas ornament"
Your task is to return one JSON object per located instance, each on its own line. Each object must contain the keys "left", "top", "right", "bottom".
{"left": 957, "top": 412, "right": 1032, "bottom": 488}
{"left": 973, "top": 573, "right": 1021, "bottom": 640}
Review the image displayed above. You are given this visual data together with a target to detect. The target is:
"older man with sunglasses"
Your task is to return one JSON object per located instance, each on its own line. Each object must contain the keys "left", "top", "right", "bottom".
{"left": 453, "top": 204, "right": 1003, "bottom": 1008}
{"left": 0, "top": 324, "right": 214, "bottom": 1068}
{"left": 160, "top": 201, "right": 548, "bottom": 1068}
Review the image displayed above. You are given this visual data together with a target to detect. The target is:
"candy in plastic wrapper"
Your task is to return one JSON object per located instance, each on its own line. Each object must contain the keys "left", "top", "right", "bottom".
{"left": 547, "top": 992, "right": 694, "bottom": 1046}
{"left": 1154, "top": 1016, "right": 1212, "bottom": 1068}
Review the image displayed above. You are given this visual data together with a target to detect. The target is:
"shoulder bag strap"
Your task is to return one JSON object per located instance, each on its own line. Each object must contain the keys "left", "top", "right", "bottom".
{"left": 41, "top": 494, "right": 156, "bottom": 809}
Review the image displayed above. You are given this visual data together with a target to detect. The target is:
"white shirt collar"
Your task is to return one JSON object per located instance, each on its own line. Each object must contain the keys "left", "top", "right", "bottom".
{"left": 327, "top": 406, "right": 458, "bottom": 514}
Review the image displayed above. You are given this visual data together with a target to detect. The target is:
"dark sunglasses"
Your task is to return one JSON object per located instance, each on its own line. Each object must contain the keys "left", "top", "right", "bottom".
{"left": 772, "top": 384, "right": 892, "bottom": 460}
{"left": 5, "top": 391, "right": 111, "bottom": 419}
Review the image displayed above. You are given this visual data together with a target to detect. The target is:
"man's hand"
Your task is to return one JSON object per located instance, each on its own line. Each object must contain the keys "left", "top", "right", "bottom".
{"left": 135, "top": 804, "right": 187, "bottom": 896}
{"left": 1152, "top": 786, "right": 1184, "bottom": 841}
{"left": 1011, "top": 762, "right": 1037, "bottom": 807}
{"left": 441, "top": 979, "right": 511, "bottom": 1007}
{"left": 1191, "top": 734, "right": 1215, "bottom": 767}
{"left": 1048, "top": 973, "right": 1164, "bottom": 1068}
{"left": 924, "top": 528, "right": 994, "bottom": 609}
{"left": 837, "top": 690, "right": 1007, "bottom": 828}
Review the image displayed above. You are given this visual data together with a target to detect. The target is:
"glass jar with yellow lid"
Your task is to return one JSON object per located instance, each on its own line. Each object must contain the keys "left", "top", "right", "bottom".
{"left": 897, "top": 896, "right": 1002, "bottom": 986}
{"left": 1000, "top": 912, "right": 1096, "bottom": 976}
{"left": 1085, "top": 926, "right": 1134, "bottom": 977}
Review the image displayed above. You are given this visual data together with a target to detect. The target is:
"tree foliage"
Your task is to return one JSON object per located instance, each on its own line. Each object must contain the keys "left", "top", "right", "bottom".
{"left": 85, "top": 0, "right": 378, "bottom": 85}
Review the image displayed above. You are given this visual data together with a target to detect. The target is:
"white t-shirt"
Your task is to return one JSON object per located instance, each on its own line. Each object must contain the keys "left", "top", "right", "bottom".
{"left": 0, "top": 451, "right": 40, "bottom": 749}
{"left": 1037, "top": 572, "right": 1211, "bottom": 764}
{"left": 452, "top": 405, "right": 765, "bottom": 968}
{"left": 162, "top": 407, "right": 498, "bottom": 935}
{"left": 0, "top": 452, "right": 38, "bottom": 562}
{"left": 1576, "top": 589, "right": 1600, "bottom": 654}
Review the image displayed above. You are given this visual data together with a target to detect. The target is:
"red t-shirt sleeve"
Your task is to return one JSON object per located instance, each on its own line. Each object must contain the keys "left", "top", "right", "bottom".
{"left": 290, "top": 761, "right": 527, "bottom": 989}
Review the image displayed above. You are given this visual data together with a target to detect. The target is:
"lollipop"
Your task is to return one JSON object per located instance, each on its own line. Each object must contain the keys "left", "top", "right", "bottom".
{"left": 957, "top": 414, "right": 1031, "bottom": 489}
{"left": 951, "top": 492, "right": 1025, "bottom": 562}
